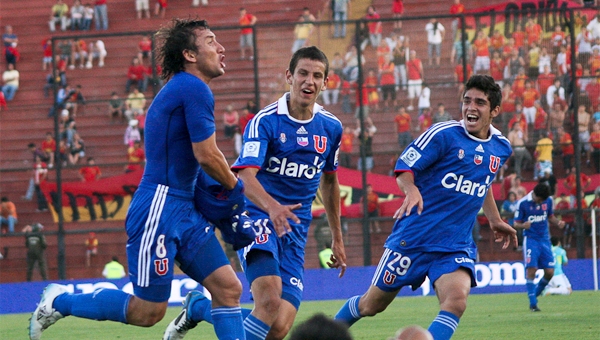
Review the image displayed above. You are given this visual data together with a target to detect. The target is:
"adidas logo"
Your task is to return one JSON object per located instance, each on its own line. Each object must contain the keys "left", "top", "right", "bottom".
{"left": 475, "top": 144, "right": 484, "bottom": 153}
{"left": 297, "top": 126, "right": 308, "bottom": 134}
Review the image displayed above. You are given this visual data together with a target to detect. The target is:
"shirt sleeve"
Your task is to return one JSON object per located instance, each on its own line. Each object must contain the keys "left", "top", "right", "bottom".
{"left": 323, "top": 123, "right": 343, "bottom": 173}
{"left": 184, "top": 80, "right": 216, "bottom": 144}
{"left": 395, "top": 125, "right": 446, "bottom": 173}
{"left": 232, "top": 114, "right": 272, "bottom": 169}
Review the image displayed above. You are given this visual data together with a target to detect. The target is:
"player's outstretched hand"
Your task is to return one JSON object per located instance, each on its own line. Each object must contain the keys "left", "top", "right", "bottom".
{"left": 393, "top": 186, "right": 423, "bottom": 220}
{"left": 490, "top": 220, "right": 518, "bottom": 249}
{"left": 269, "top": 203, "right": 301, "bottom": 237}
{"left": 328, "top": 242, "right": 347, "bottom": 278}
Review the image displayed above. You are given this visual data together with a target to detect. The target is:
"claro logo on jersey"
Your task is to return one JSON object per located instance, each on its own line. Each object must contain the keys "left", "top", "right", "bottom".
{"left": 265, "top": 155, "right": 324, "bottom": 179}
{"left": 527, "top": 212, "right": 548, "bottom": 223}
{"left": 441, "top": 173, "right": 491, "bottom": 197}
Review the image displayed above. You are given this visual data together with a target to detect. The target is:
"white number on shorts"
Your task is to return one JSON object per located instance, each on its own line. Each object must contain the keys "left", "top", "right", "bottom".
{"left": 253, "top": 219, "right": 272, "bottom": 235}
{"left": 156, "top": 234, "right": 167, "bottom": 258}
{"left": 386, "top": 251, "right": 412, "bottom": 276}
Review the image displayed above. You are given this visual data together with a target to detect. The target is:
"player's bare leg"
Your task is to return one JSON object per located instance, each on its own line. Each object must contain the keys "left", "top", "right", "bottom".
{"left": 265, "top": 300, "right": 297, "bottom": 340}
{"left": 428, "top": 268, "right": 471, "bottom": 339}
{"left": 127, "top": 298, "right": 168, "bottom": 326}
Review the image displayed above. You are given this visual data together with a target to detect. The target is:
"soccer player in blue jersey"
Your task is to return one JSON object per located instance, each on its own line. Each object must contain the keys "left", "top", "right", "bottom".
{"left": 514, "top": 183, "right": 565, "bottom": 311}
{"left": 164, "top": 46, "right": 347, "bottom": 340}
{"left": 29, "top": 19, "right": 247, "bottom": 340}
{"left": 334, "top": 75, "right": 517, "bottom": 340}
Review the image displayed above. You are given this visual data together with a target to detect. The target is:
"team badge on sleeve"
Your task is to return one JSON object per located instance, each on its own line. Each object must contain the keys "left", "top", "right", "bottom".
{"left": 243, "top": 141, "right": 260, "bottom": 157}
{"left": 401, "top": 147, "right": 421, "bottom": 167}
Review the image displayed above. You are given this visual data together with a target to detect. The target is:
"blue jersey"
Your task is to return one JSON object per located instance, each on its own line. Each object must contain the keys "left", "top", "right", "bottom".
{"left": 385, "top": 120, "right": 512, "bottom": 255}
{"left": 232, "top": 93, "right": 342, "bottom": 243}
{"left": 515, "top": 192, "right": 554, "bottom": 240}
{"left": 141, "top": 72, "right": 216, "bottom": 196}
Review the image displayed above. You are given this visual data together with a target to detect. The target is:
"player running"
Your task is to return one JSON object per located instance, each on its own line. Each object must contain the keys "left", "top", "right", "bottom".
{"left": 164, "top": 46, "right": 347, "bottom": 340}
{"left": 514, "top": 183, "right": 565, "bottom": 311}
{"left": 29, "top": 19, "right": 247, "bottom": 340}
{"left": 334, "top": 75, "right": 516, "bottom": 340}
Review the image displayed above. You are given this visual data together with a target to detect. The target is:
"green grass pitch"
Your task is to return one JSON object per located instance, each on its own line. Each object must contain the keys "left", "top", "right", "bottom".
{"left": 2, "top": 291, "right": 599, "bottom": 339}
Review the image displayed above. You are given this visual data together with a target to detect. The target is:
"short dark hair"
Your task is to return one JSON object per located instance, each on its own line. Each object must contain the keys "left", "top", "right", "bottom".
{"left": 463, "top": 75, "right": 502, "bottom": 110}
{"left": 28, "top": 143, "right": 36, "bottom": 148}
{"left": 289, "top": 46, "right": 329, "bottom": 77}
{"left": 156, "top": 18, "right": 210, "bottom": 79}
{"left": 1, "top": 197, "right": 8, "bottom": 202}
{"left": 533, "top": 183, "right": 551, "bottom": 201}
{"left": 551, "top": 236, "right": 560, "bottom": 246}
{"left": 288, "top": 314, "right": 353, "bottom": 340}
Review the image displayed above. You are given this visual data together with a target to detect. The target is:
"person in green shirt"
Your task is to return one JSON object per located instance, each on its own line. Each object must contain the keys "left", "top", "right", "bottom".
{"left": 102, "top": 256, "right": 126, "bottom": 279}
{"left": 319, "top": 241, "right": 334, "bottom": 269}
{"left": 544, "top": 237, "right": 572, "bottom": 295}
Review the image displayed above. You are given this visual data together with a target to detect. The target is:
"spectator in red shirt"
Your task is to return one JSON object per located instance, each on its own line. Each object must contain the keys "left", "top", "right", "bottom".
{"left": 512, "top": 68, "right": 528, "bottom": 97}
{"left": 394, "top": 105, "right": 412, "bottom": 150}
{"left": 79, "top": 157, "right": 101, "bottom": 182}
{"left": 42, "top": 38, "right": 53, "bottom": 71}
{"left": 551, "top": 24, "right": 566, "bottom": 55}
{"left": 361, "top": 184, "right": 380, "bottom": 233}
{"left": 322, "top": 71, "right": 341, "bottom": 105}
{"left": 508, "top": 105, "right": 528, "bottom": 135}
{"left": 406, "top": 50, "right": 423, "bottom": 111}
{"left": 490, "top": 51, "right": 505, "bottom": 87}
{"left": 365, "top": 5, "right": 382, "bottom": 49}
{"left": 537, "top": 65, "right": 555, "bottom": 103}
{"left": 473, "top": 30, "right": 490, "bottom": 74}
{"left": 521, "top": 80, "right": 539, "bottom": 124}
{"left": 41, "top": 132, "right": 56, "bottom": 168}
{"left": 525, "top": 18, "right": 543, "bottom": 46}
{"left": 85, "top": 232, "right": 98, "bottom": 267}
{"left": 512, "top": 24, "right": 526, "bottom": 53}
{"left": 125, "top": 140, "right": 145, "bottom": 173}
{"left": 137, "top": 35, "right": 152, "bottom": 62}
{"left": 557, "top": 126, "right": 574, "bottom": 175}
{"left": 239, "top": 7, "right": 257, "bottom": 60}
{"left": 392, "top": 0, "right": 404, "bottom": 31}
{"left": 501, "top": 83, "right": 517, "bottom": 116}
{"left": 563, "top": 166, "right": 591, "bottom": 203}
{"left": 454, "top": 57, "right": 473, "bottom": 95}
{"left": 490, "top": 30, "right": 505, "bottom": 56}
{"left": 449, "top": 0, "right": 464, "bottom": 41}
{"left": 532, "top": 101, "right": 547, "bottom": 142}
{"left": 339, "top": 126, "right": 354, "bottom": 168}
{"left": 125, "top": 57, "right": 147, "bottom": 93}
{"left": 238, "top": 108, "right": 255, "bottom": 136}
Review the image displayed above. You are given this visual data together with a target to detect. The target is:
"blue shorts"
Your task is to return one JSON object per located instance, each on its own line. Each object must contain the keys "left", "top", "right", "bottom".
{"left": 371, "top": 248, "right": 477, "bottom": 292}
{"left": 523, "top": 237, "right": 554, "bottom": 269}
{"left": 126, "top": 183, "right": 229, "bottom": 302}
{"left": 237, "top": 211, "right": 306, "bottom": 310}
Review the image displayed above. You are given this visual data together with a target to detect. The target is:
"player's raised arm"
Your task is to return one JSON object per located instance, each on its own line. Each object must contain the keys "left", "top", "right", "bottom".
{"left": 320, "top": 172, "right": 347, "bottom": 277}
{"left": 393, "top": 171, "right": 423, "bottom": 219}
{"left": 483, "top": 188, "right": 517, "bottom": 249}
{"left": 237, "top": 167, "right": 301, "bottom": 236}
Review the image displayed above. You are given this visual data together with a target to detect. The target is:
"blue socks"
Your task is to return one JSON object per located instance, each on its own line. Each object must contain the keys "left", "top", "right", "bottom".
{"left": 190, "top": 294, "right": 213, "bottom": 323}
{"left": 244, "top": 314, "right": 270, "bottom": 340}
{"left": 211, "top": 306, "right": 245, "bottom": 340}
{"left": 428, "top": 310, "right": 459, "bottom": 340}
{"left": 526, "top": 280, "right": 537, "bottom": 307}
{"left": 334, "top": 295, "right": 362, "bottom": 326}
{"left": 535, "top": 277, "right": 550, "bottom": 297}
{"left": 53, "top": 288, "right": 130, "bottom": 323}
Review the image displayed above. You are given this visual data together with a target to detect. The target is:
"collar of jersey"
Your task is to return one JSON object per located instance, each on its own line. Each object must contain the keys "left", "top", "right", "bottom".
{"left": 277, "top": 92, "right": 322, "bottom": 124}
{"left": 460, "top": 119, "right": 500, "bottom": 143}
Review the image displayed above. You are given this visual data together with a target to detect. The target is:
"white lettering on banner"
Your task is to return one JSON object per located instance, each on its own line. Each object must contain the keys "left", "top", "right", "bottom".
{"left": 440, "top": 173, "right": 491, "bottom": 197}
{"left": 475, "top": 263, "right": 544, "bottom": 287}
